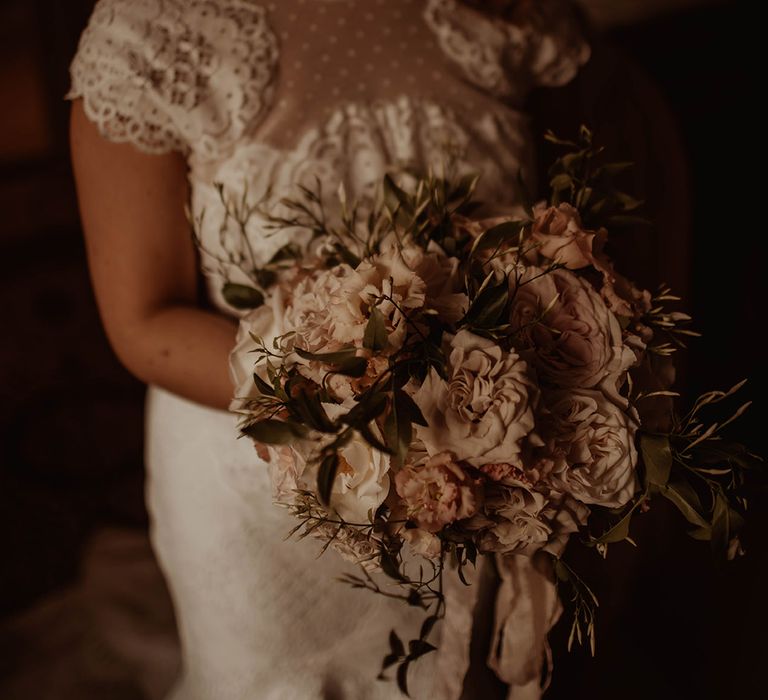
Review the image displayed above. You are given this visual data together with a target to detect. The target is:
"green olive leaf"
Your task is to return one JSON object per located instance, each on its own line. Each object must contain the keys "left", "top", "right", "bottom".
{"left": 659, "top": 481, "right": 710, "bottom": 531}
{"left": 222, "top": 283, "right": 264, "bottom": 310}
{"left": 317, "top": 453, "right": 339, "bottom": 506}
{"left": 363, "top": 306, "right": 389, "bottom": 352}
{"left": 242, "top": 419, "right": 307, "bottom": 445}
{"left": 641, "top": 434, "right": 673, "bottom": 487}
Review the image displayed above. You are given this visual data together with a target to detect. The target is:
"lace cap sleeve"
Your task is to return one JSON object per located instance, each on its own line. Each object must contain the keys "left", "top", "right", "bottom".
{"left": 68, "top": 0, "right": 279, "bottom": 160}
{"left": 424, "top": 0, "right": 590, "bottom": 102}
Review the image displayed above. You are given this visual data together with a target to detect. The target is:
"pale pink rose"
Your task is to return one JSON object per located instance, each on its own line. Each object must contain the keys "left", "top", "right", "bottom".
{"left": 539, "top": 389, "right": 639, "bottom": 508}
{"left": 332, "top": 440, "right": 391, "bottom": 523}
{"left": 279, "top": 244, "right": 428, "bottom": 398}
{"left": 280, "top": 242, "right": 460, "bottom": 396}
{"left": 402, "top": 528, "right": 443, "bottom": 560}
{"left": 394, "top": 452, "right": 479, "bottom": 533}
{"left": 262, "top": 402, "right": 391, "bottom": 524}
{"left": 412, "top": 330, "right": 539, "bottom": 468}
{"left": 509, "top": 267, "right": 637, "bottom": 398}
{"left": 530, "top": 201, "right": 602, "bottom": 270}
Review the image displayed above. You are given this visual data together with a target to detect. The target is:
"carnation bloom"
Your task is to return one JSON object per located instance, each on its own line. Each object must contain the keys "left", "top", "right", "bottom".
{"left": 478, "top": 462, "right": 523, "bottom": 483}
{"left": 412, "top": 330, "right": 538, "bottom": 467}
{"left": 284, "top": 264, "right": 352, "bottom": 355}
{"left": 275, "top": 244, "right": 428, "bottom": 398}
{"left": 539, "top": 389, "right": 639, "bottom": 508}
{"left": 476, "top": 481, "right": 589, "bottom": 557}
{"left": 399, "top": 239, "right": 468, "bottom": 323}
{"left": 330, "top": 242, "right": 427, "bottom": 352}
{"left": 402, "top": 527, "right": 443, "bottom": 560}
{"left": 265, "top": 444, "right": 306, "bottom": 503}
{"left": 394, "top": 452, "right": 479, "bottom": 533}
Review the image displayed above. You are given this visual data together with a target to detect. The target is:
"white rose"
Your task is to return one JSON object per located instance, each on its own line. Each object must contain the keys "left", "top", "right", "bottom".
{"left": 412, "top": 330, "right": 538, "bottom": 468}
{"left": 331, "top": 439, "right": 391, "bottom": 523}
{"left": 322, "top": 402, "right": 391, "bottom": 523}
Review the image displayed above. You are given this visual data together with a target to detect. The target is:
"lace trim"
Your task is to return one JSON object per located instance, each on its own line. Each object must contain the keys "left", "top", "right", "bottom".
{"left": 68, "top": 0, "right": 279, "bottom": 160}
{"left": 423, "top": 0, "right": 590, "bottom": 100}
{"left": 190, "top": 95, "right": 531, "bottom": 314}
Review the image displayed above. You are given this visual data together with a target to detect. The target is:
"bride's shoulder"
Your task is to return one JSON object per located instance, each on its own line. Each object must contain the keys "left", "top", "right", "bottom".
{"left": 68, "top": 0, "right": 279, "bottom": 160}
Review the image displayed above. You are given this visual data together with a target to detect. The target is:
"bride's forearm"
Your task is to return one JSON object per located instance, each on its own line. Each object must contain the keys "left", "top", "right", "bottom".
{"left": 113, "top": 303, "right": 238, "bottom": 411}
{"left": 70, "top": 102, "right": 241, "bottom": 411}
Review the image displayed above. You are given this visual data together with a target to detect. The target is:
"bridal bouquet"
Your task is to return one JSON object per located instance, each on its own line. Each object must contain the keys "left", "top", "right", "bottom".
{"left": 204, "top": 127, "right": 759, "bottom": 694}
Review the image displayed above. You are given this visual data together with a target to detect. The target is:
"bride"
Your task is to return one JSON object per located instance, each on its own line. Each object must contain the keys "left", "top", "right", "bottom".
{"left": 68, "top": 1, "right": 590, "bottom": 697}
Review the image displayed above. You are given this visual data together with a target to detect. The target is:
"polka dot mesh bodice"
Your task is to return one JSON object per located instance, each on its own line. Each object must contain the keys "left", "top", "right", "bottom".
{"left": 257, "top": 0, "right": 555, "bottom": 149}
{"left": 69, "top": 0, "right": 590, "bottom": 316}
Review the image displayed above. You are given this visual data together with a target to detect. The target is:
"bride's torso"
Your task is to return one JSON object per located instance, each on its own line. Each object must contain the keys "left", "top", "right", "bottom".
{"left": 70, "top": 0, "right": 589, "bottom": 317}
{"left": 67, "top": 3, "right": 590, "bottom": 698}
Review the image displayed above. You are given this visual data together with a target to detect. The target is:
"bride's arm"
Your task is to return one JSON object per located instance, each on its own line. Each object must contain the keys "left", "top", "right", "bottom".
{"left": 70, "top": 99, "right": 237, "bottom": 411}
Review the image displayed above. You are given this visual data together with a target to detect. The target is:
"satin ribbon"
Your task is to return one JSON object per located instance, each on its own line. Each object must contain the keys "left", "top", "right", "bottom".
{"left": 489, "top": 553, "right": 561, "bottom": 699}
{"left": 435, "top": 553, "right": 561, "bottom": 700}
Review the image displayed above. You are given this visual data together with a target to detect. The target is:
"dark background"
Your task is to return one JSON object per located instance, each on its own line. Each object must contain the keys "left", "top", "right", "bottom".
{"left": 0, "top": 1, "right": 764, "bottom": 698}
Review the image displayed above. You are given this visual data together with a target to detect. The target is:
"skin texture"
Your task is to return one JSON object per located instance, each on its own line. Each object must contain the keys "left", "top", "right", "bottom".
{"left": 70, "top": 99, "right": 237, "bottom": 410}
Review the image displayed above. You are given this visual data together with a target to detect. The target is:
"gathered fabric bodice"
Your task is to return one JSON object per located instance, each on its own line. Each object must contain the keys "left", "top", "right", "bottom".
{"left": 69, "top": 0, "right": 589, "bottom": 316}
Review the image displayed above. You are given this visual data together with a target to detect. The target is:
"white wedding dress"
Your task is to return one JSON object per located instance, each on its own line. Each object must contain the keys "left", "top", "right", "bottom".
{"left": 68, "top": 1, "right": 589, "bottom": 698}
